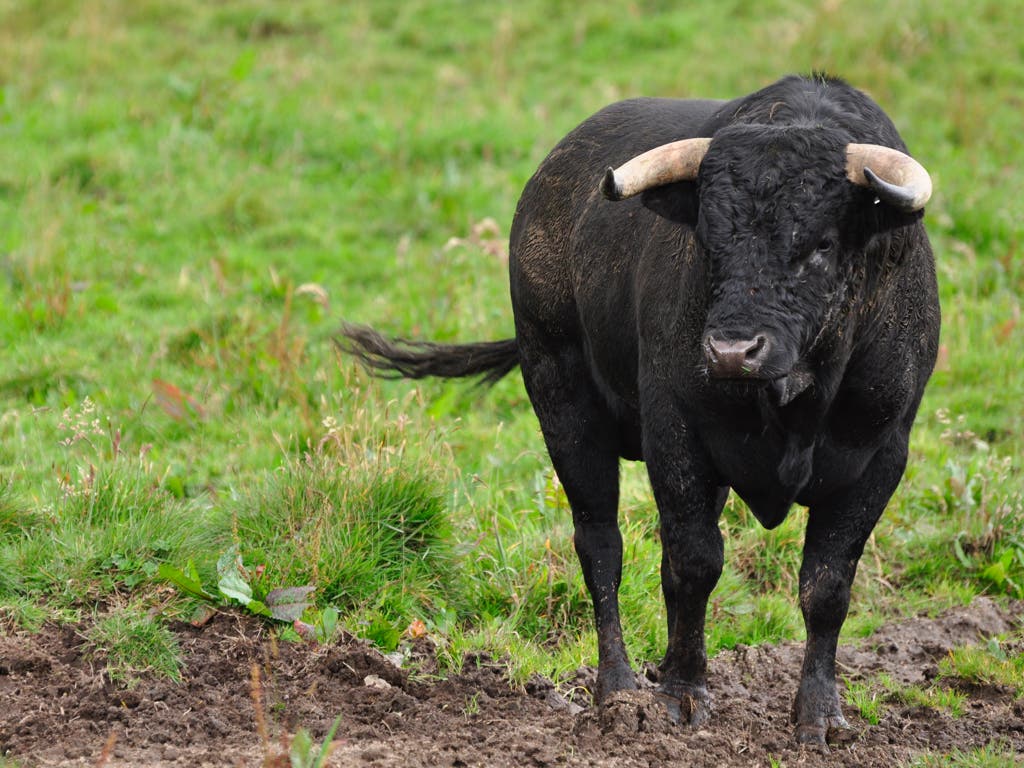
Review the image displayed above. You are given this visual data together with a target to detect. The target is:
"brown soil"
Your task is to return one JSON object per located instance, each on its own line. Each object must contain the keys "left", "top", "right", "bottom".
{"left": 1, "top": 598, "right": 1022, "bottom": 767}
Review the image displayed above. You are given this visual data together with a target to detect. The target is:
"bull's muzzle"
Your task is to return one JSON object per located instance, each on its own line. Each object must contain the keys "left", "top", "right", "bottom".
{"left": 703, "top": 333, "right": 771, "bottom": 378}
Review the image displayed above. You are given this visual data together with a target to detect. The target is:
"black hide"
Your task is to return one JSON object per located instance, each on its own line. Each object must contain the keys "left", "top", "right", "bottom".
{"left": 339, "top": 74, "right": 940, "bottom": 746}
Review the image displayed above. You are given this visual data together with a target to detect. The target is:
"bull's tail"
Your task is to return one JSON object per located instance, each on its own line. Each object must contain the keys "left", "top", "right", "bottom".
{"left": 337, "top": 324, "right": 520, "bottom": 386}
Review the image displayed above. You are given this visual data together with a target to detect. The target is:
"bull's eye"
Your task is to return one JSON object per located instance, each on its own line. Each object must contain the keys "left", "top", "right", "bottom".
{"left": 802, "top": 236, "right": 836, "bottom": 272}
{"left": 815, "top": 237, "right": 835, "bottom": 255}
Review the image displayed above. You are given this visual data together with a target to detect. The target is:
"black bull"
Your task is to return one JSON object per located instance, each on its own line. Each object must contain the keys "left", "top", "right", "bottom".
{"left": 339, "top": 74, "right": 940, "bottom": 745}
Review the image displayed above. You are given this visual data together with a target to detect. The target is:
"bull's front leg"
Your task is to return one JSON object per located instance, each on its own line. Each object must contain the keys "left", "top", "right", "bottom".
{"left": 794, "top": 436, "right": 909, "bottom": 744}
{"left": 643, "top": 408, "right": 728, "bottom": 726}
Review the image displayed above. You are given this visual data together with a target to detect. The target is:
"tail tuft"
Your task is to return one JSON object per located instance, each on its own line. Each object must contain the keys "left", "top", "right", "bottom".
{"left": 336, "top": 324, "right": 519, "bottom": 386}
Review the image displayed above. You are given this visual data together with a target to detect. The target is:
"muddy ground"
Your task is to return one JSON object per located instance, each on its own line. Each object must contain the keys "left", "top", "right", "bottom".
{"left": 1, "top": 598, "right": 1021, "bottom": 767}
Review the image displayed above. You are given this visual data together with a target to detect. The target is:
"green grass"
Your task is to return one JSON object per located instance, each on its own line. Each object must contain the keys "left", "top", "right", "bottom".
{"left": 85, "top": 604, "right": 183, "bottom": 684}
{"left": 278, "top": 713, "right": 344, "bottom": 768}
{"left": 846, "top": 637, "right": 1023, "bottom": 738}
{"left": 844, "top": 676, "right": 885, "bottom": 725}
{"left": 880, "top": 673, "right": 968, "bottom": 718}
{"left": 844, "top": 671, "right": 969, "bottom": 726}
{"left": 230, "top": 444, "right": 452, "bottom": 620}
{"left": 938, "top": 636, "right": 1024, "bottom": 696}
{"left": 0, "top": 2, "right": 1022, "bottom": 752}
{"left": 905, "top": 743, "right": 1024, "bottom": 768}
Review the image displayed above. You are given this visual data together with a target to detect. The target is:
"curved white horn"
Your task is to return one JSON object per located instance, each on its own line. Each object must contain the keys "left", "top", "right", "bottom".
{"left": 845, "top": 143, "right": 932, "bottom": 212}
{"left": 601, "top": 137, "right": 712, "bottom": 201}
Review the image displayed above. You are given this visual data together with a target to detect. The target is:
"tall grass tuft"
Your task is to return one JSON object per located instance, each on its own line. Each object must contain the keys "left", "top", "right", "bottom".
{"left": 231, "top": 457, "right": 450, "bottom": 614}
{"left": 228, "top": 401, "right": 454, "bottom": 626}
{"left": 85, "top": 606, "right": 183, "bottom": 684}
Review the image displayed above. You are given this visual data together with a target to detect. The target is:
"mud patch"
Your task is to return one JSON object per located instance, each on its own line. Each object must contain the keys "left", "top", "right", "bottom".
{"left": 1, "top": 599, "right": 1021, "bottom": 767}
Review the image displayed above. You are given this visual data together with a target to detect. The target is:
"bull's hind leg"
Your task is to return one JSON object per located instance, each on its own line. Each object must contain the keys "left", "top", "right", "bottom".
{"left": 518, "top": 334, "right": 635, "bottom": 703}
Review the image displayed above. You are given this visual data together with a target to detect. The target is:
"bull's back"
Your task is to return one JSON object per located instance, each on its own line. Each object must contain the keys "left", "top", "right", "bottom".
{"left": 508, "top": 97, "right": 725, "bottom": 334}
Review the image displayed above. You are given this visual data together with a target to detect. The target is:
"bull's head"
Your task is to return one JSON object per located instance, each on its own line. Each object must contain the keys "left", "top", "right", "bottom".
{"left": 600, "top": 127, "right": 931, "bottom": 405}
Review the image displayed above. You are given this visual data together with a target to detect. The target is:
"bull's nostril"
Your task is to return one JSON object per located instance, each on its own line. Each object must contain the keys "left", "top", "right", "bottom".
{"left": 703, "top": 336, "right": 720, "bottom": 365}
{"left": 747, "top": 334, "right": 769, "bottom": 361}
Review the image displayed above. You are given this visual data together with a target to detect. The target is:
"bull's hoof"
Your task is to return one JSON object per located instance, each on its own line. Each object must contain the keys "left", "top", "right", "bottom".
{"left": 655, "top": 683, "right": 711, "bottom": 727}
{"left": 594, "top": 663, "right": 638, "bottom": 704}
{"left": 792, "top": 678, "right": 856, "bottom": 747}
{"left": 794, "top": 714, "right": 855, "bottom": 749}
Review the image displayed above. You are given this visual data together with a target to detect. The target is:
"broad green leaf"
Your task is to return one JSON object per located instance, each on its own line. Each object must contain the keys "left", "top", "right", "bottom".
{"left": 953, "top": 535, "right": 972, "bottom": 568}
{"left": 218, "top": 570, "right": 253, "bottom": 605}
{"left": 981, "top": 559, "right": 1007, "bottom": 586}
{"left": 246, "top": 599, "right": 272, "bottom": 618}
{"left": 265, "top": 585, "right": 316, "bottom": 622}
{"left": 317, "top": 607, "right": 340, "bottom": 643}
{"left": 216, "top": 545, "right": 244, "bottom": 580}
{"left": 157, "top": 562, "right": 216, "bottom": 601}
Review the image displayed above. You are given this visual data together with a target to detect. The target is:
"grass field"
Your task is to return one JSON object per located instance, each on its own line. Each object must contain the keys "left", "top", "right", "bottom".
{"left": 0, "top": 0, "right": 1022, "bottom": 757}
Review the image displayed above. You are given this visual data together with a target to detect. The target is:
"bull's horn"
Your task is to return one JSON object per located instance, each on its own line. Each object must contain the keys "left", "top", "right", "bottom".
{"left": 845, "top": 143, "right": 932, "bottom": 212}
{"left": 601, "top": 137, "right": 712, "bottom": 201}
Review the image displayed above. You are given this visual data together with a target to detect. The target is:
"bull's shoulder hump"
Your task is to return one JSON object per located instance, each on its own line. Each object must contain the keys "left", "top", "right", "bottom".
{"left": 579, "top": 97, "right": 728, "bottom": 143}
{"left": 527, "top": 97, "right": 727, "bottom": 182}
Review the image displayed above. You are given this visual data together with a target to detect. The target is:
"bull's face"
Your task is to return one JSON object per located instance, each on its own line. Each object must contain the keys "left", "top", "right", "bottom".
{"left": 600, "top": 125, "right": 931, "bottom": 405}
{"left": 695, "top": 126, "right": 850, "bottom": 400}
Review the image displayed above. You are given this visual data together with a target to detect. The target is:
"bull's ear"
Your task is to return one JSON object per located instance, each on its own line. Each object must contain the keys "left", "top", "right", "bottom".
{"left": 853, "top": 186, "right": 925, "bottom": 240}
{"left": 640, "top": 182, "right": 699, "bottom": 225}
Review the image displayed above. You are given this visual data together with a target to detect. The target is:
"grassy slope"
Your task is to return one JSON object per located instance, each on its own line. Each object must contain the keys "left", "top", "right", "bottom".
{"left": 0, "top": 0, "right": 1021, "bottom": 717}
